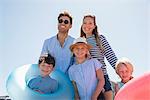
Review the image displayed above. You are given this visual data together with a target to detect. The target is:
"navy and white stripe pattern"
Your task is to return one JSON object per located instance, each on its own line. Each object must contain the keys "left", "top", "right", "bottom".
{"left": 86, "top": 34, "right": 118, "bottom": 75}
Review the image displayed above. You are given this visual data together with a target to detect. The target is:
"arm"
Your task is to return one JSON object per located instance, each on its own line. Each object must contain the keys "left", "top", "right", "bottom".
{"left": 114, "top": 83, "right": 120, "bottom": 95}
{"left": 41, "top": 39, "right": 49, "bottom": 54}
{"left": 92, "top": 69, "right": 105, "bottom": 100}
{"left": 110, "top": 81, "right": 119, "bottom": 96}
{"left": 100, "top": 35, "right": 118, "bottom": 69}
{"left": 72, "top": 81, "right": 80, "bottom": 100}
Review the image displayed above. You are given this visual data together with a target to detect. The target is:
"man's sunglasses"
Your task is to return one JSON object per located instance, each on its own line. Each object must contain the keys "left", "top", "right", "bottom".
{"left": 58, "top": 19, "right": 69, "bottom": 24}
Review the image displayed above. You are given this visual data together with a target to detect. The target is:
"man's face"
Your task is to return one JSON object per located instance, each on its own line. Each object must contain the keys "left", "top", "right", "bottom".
{"left": 58, "top": 16, "right": 72, "bottom": 33}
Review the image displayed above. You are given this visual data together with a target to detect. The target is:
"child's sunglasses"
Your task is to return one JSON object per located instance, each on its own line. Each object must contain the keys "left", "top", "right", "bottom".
{"left": 58, "top": 19, "right": 69, "bottom": 24}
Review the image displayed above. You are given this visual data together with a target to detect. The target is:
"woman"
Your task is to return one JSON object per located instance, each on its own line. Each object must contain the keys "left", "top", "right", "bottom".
{"left": 80, "top": 15, "right": 118, "bottom": 100}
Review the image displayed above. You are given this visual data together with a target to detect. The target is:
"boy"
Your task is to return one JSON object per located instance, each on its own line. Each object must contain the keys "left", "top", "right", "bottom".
{"left": 68, "top": 37, "right": 105, "bottom": 100}
{"left": 114, "top": 57, "right": 134, "bottom": 94}
{"left": 28, "top": 53, "right": 58, "bottom": 94}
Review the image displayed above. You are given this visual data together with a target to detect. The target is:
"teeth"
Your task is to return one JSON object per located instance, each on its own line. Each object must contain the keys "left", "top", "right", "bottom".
{"left": 60, "top": 25, "right": 65, "bottom": 28}
{"left": 85, "top": 28, "right": 90, "bottom": 31}
{"left": 42, "top": 70, "right": 48, "bottom": 72}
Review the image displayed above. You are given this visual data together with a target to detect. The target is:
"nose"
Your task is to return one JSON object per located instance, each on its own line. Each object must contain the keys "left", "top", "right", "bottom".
{"left": 77, "top": 48, "right": 82, "bottom": 52}
{"left": 42, "top": 66, "right": 47, "bottom": 70}
{"left": 43, "top": 65, "right": 50, "bottom": 70}
{"left": 84, "top": 23, "right": 91, "bottom": 27}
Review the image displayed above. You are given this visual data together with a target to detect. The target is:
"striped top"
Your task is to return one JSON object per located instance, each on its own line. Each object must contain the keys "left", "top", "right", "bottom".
{"left": 86, "top": 34, "right": 118, "bottom": 75}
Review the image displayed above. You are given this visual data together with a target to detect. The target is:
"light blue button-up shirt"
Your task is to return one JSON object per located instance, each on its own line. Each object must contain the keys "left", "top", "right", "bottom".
{"left": 68, "top": 58, "right": 102, "bottom": 100}
{"left": 28, "top": 75, "right": 58, "bottom": 94}
{"left": 41, "top": 35, "right": 74, "bottom": 73}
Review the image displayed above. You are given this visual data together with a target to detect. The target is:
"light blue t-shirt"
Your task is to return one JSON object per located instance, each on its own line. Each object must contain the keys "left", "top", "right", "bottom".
{"left": 68, "top": 58, "right": 102, "bottom": 100}
{"left": 117, "top": 81, "right": 125, "bottom": 89}
{"left": 41, "top": 35, "right": 74, "bottom": 73}
{"left": 28, "top": 75, "right": 58, "bottom": 94}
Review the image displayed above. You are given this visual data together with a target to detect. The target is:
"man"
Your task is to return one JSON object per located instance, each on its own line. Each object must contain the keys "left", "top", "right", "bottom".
{"left": 41, "top": 12, "right": 74, "bottom": 73}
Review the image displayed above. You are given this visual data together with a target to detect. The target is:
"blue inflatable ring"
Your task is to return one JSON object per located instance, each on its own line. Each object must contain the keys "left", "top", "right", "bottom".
{"left": 6, "top": 64, "right": 74, "bottom": 100}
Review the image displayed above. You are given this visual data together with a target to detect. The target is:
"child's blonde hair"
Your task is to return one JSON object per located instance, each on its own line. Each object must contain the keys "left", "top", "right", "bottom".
{"left": 115, "top": 57, "right": 134, "bottom": 74}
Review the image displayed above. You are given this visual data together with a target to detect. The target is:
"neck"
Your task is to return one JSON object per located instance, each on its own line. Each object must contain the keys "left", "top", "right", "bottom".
{"left": 57, "top": 33, "right": 68, "bottom": 47}
{"left": 122, "top": 76, "right": 133, "bottom": 83}
{"left": 76, "top": 57, "right": 86, "bottom": 64}
{"left": 86, "top": 33, "right": 93, "bottom": 38}
{"left": 58, "top": 32, "right": 68, "bottom": 39}
{"left": 41, "top": 74, "right": 49, "bottom": 77}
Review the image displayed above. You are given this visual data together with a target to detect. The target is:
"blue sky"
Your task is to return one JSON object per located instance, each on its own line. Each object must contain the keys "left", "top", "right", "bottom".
{"left": 0, "top": 0, "right": 149, "bottom": 95}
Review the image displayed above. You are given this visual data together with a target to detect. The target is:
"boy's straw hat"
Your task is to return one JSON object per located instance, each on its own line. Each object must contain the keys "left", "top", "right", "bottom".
{"left": 70, "top": 37, "right": 92, "bottom": 51}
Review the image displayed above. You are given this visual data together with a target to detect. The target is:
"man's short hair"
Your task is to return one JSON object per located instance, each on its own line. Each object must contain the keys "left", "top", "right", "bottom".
{"left": 58, "top": 11, "right": 72, "bottom": 24}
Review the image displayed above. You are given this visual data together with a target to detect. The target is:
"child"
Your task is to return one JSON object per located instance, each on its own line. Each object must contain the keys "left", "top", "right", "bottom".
{"left": 28, "top": 53, "right": 58, "bottom": 94}
{"left": 114, "top": 57, "right": 134, "bottom": 94}
{"left": 68, "top": 37, "right": 105, "bottom": 100}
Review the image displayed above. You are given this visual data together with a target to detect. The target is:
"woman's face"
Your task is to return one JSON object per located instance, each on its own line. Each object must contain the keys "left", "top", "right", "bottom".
{"left": 39, "top": 62, "right": 54, "bottom": 77}
{"left": 118, "top": 63, "right": 132, "bottom": 83}
{"left": 82, "top": 17, "right": 96, "bottom": 36}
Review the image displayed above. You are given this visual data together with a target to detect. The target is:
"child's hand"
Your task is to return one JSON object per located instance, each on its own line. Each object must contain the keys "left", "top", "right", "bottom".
{"left": 75, "top": 98, "right": 80, "bottom": 100}
{"left": 34, "top": 89, "right": 44, "bottom": 94}
{"left": 75, "top": 96, "right": 80, "bottom": 100}
{"left": 91, "top": 94, "right": 98, "bottom": 100}
{"left": 39, "top": 56, "right": 45, "bottom": 61}
{"left": 39, "top": 53, "right": 48, "bottom": 61}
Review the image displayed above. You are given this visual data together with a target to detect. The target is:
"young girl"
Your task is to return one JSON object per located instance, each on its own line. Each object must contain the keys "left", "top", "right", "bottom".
{"left": 28, "top": 53, "right": 58, "bottom": 94}
{"left": 114, "top": 57, "right": 134, "bottom": 94}
{"left": 68, "top": 37, "right": 105, "bottom": 100}
{"left": 80, "top": 15, "right": 118, "bottom": 100}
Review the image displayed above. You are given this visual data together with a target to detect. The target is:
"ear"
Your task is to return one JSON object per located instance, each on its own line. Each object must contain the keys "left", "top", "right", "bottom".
{"left": 69, "top": 24, "right": 72, "bottom": 29}
{"left": 87, "top": 51, "right": 92, "bottom": 59}
{"left": 94, "top": 25, "right": 96, "bottom": 29}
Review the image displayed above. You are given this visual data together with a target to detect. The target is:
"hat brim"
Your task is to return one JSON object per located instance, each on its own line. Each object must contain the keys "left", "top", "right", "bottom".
{"left": 70, "top": 43, "right": 92, "bottom": 52}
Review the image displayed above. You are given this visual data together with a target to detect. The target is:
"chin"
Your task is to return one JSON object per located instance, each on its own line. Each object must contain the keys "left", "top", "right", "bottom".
{"left": 42, "top": 72, "right": 50, "bottom": 76}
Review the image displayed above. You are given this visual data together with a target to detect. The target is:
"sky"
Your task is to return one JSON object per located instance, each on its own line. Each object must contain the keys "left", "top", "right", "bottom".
{"left": 0, "top": 0, "right": 150, "bottom": 96}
